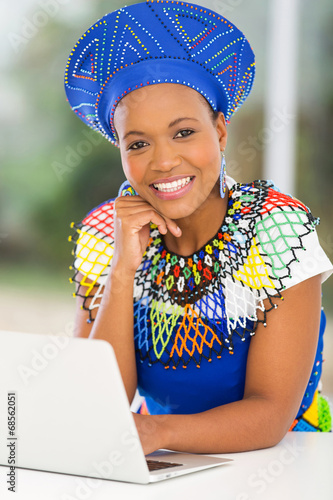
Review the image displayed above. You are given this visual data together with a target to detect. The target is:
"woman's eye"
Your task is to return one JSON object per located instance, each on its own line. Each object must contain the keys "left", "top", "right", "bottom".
{"left": 128, "top": 141, "right": 148, "bottom": 150}
{"left": 175, "top": 129, "right": 194, "bottom": 139}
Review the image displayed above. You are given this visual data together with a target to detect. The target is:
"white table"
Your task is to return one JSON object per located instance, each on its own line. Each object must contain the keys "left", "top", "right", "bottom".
{"left": 0, "top": 432, "right": 332, "bottom": 500}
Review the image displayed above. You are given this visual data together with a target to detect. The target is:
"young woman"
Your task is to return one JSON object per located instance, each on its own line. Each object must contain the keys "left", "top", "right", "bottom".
{"left": 65, "top": 0, "right": 332, "bottom": 455}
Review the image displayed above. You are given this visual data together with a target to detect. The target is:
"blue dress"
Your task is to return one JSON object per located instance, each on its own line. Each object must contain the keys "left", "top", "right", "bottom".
{"left": 71, "top": 179, "right": 333, "bottom": 431}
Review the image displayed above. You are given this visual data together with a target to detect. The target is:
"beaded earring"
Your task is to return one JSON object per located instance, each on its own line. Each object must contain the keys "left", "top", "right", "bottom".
{"left": 220, "top": 153, "right": 227, "bottom": 199}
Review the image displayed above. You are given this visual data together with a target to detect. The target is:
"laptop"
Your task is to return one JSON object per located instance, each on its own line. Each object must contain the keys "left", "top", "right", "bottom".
{"left": 0, "top": 330, "right": 232, "bottom": 483}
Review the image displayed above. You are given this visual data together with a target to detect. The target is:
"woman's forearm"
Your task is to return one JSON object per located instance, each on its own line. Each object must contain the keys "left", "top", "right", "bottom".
{"left": 148, "top": 396, "right": 291, "bottom": 454}
{"left": 89, "top": 265, "right": 137, "bottom": 403}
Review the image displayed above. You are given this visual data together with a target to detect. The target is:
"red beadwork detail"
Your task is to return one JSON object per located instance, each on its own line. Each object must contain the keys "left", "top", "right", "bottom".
{"left": 82, "top": 202, "right": 115, "bottom": 238}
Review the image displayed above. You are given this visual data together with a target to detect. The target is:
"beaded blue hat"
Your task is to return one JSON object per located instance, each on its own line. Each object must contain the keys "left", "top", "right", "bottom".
{"left": 64, "top": 0, "right": 255, "bottom": 145}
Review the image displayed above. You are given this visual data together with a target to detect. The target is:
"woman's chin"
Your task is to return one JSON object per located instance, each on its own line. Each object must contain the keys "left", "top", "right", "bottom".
{"left": 155, "top": 201, "right": 200, "bottom": 223}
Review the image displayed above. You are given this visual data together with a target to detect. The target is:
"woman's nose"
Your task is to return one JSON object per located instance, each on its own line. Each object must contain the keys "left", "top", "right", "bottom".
{"left": 150, "top": 143, "right": 181, "bottom": 171}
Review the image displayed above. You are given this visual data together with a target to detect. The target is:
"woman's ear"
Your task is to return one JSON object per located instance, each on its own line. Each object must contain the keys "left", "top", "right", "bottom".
{"left": 216, "top": 112, "right": 228, "bottom": 151}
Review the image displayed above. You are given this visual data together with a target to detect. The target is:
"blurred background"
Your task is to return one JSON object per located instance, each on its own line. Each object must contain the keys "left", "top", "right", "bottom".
{"left": 1, "top": 0, "right": 332, "bottom": 393}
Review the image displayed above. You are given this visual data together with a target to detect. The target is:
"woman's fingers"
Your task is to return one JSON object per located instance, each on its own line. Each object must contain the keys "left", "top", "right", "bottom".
{"left": 125, "top": 209, "right": 168, "bottom": 235}
{"left": 113, "top": 194, "right": 183, "bottom": 274}
{"left": 115, "top": 195, "right": 182, "bottom": 237}
{"left": 166, "top": 219, "right": 182, "bottom": 237}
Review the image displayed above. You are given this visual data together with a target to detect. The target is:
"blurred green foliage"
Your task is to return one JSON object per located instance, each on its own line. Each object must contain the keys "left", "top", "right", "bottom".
{"left": 1, "top": 0, "right": 332, "bottom": 311}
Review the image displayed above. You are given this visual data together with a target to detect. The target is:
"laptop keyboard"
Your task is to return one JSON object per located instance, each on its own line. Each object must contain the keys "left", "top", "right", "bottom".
{"left": 146, "top": 459, "right": 183, "bottom": 471}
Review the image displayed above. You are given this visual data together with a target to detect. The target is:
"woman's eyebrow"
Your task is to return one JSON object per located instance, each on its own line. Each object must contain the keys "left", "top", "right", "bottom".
{"left": 122, "top": 117, "right": 199, "bottom": 141}
{"left": 168, "top": 117, "right": 199, "bottom": 128}
{"left": 122, "top": 130, "right": 146, "bottom": 141}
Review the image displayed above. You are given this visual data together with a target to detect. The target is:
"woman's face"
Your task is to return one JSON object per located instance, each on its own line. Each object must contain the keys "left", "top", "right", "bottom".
{"left": 114, "top": 83, "right": 227, "bottom": 220}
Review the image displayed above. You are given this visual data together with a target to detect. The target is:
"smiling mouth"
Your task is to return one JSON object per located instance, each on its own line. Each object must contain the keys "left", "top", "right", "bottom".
{"left": 152, "top": 176, "right": 194, "bottom": 193}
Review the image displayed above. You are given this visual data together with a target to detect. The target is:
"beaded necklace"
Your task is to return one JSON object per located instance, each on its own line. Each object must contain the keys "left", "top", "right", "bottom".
{"left": 71, "top": 179, "right": 319, "bottom": 369}
{"left": 131, "top": 180, "right": 318, "bottom": 368}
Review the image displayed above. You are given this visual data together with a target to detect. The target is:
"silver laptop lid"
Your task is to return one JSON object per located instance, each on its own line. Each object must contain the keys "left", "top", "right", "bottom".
{"left": 0, "top": 331, "right": 150, "bottom": 484}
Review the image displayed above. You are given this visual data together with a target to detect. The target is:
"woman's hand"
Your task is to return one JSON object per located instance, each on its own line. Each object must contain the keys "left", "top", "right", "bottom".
{"left": 132, "top": 413, "right": 168, "bottom": 456}
{"left": 112, "top": 195, "right": 182, "bottom": 274}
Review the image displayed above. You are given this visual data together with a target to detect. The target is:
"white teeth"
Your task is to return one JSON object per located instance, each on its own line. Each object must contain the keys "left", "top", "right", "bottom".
{"left": 153, "top": 177, "right": 192, "bottom": 192}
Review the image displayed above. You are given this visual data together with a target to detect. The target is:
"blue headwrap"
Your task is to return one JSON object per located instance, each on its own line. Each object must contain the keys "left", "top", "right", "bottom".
{"left": 65, "top": 0, "right": 255, "bottom": 145}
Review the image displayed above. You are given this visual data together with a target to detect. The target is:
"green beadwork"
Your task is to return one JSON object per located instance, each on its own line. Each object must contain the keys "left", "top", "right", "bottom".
{"left": 183, "top": 267, "right": 192, "bottom": 280}
{"left": 318, "top": 394, "right": 332, "bottom": 432}
{"left": 255, "top": 210, "right": 310, "bottom": 279}
{"left": 151, "top": 300, "right": 182, "bottom": 359}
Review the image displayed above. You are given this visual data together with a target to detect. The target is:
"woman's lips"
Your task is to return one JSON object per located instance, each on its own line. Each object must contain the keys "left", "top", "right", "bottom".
{"left": 149, "top": 176, "right": 195, "bottom": 200}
